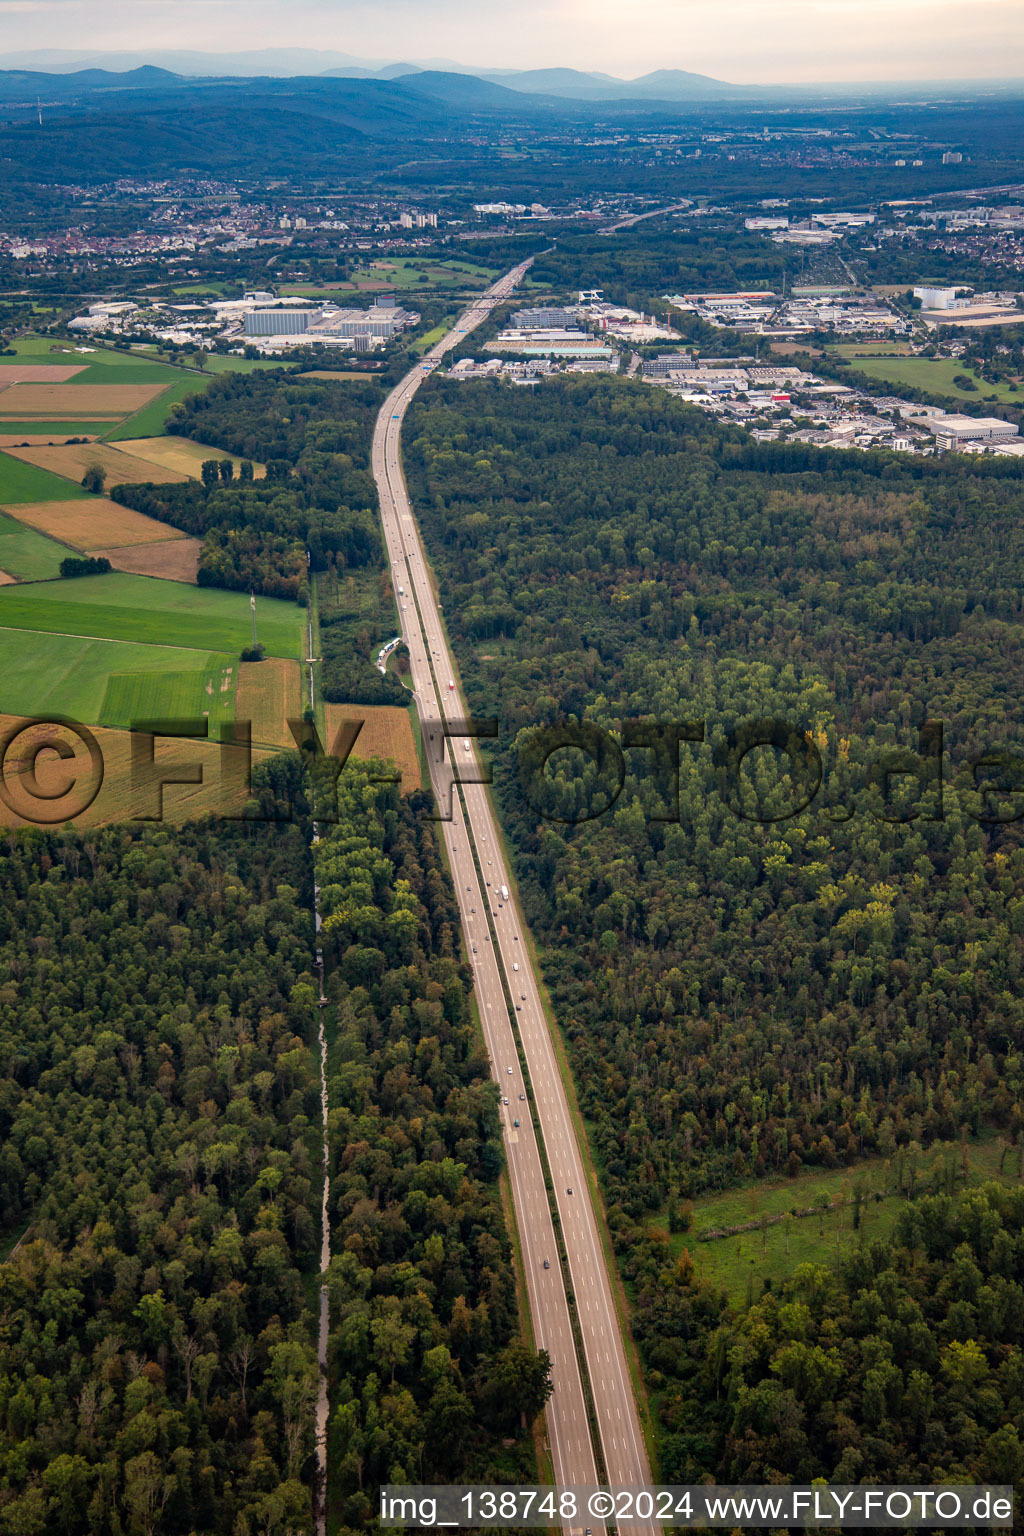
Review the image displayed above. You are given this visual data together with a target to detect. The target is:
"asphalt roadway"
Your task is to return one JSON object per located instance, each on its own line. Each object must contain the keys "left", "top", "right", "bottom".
{"left": 367, "top": 263, "right": 657, "bottom": 1534}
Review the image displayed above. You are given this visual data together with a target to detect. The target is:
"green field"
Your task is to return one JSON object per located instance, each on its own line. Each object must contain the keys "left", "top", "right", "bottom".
{"left": 0, "top": 337, "right": 75, "bottom": 362}
{"left": 0, "top": 451, "right": 89, "bottom": 504}
{"left": 0, "top": 512, "right": 72, "bottom": 581}
{"left": 100, "top": 664, "right": 236, "bottom": 731}
{"left": 832, "top": 342, "right": 918, "bottom": 358}
{"left": 0, "top": 572, "right": 303, "bottom": 657}
{"left": 170, "top": 283, "right": 231, "bottom": 297}
{"left": 0, "top": 627, "right": 234, "bottom": 725}
{"left": 283, "top": 258, "right": 498, "bottom": 299}
{"left": 367, "top": 258, "right": 496, "bottom": 290}
{"left": 667, "top": 1133, "right": 1019, "bottom": 1307}
{"left": 834, "top": 353, "right": 1023, "bottom": 404}
{"left": 411, "top": 318, "right": 456, "bottom": 355}
{"left": 0, "top": 336, "right": 212, "bottom": 445}
{"left": 201, "top": 355, "right": 297, "bottom": 376}
{"left": 0, "top": 337, "right": 196, "bottom": 386}
{"left": 105, "top": 376, "right": 209, "bottom": 441}
{"left": 0, "top": 422, "right": 118, "bottom": 437}
{"left": 0, "top": 340, "right": 293, "bottom": 447}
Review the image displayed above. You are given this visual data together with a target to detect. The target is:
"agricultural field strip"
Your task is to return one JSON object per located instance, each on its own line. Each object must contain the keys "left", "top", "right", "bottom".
{"left": 0, "top": 623, "right": 232, "bottom": 654}
{"left": 0, "top": 578, "right": 303, "bottom": 655}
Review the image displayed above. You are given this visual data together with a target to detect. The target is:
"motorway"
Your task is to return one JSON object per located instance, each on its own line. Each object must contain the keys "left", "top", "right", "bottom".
{"left": 368, "top": 264, "right": 657, "bottom": 1532}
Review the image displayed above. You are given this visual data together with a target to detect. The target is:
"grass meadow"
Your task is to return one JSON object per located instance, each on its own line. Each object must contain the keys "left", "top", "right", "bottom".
{"left": 664, "top": 1132, "right": 1022, "bottom": 1307}
{"left": 0, "top": 628, "right": 235, "bottom": 725}
{"left": 831, "top": 352, "right": 1024, "bottom": 405}
{"left": 0, "top": 513, "right": 72, "bottom": 581}
{"left": 0, "top": 422, "right": 115, "bottom": 438}
{"left": 0, "top": 572, "right": 304, "bottom": 656}
{"left": 0, "top": 451, "right": 90, "bottom": 504}
{"left": 100, "top": 661, "right": 237, "bottom": 732}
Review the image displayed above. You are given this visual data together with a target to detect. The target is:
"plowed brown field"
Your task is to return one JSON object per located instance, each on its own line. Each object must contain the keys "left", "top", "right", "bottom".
{"left": 96, "top": 539, "right": 201, "bottom": 582}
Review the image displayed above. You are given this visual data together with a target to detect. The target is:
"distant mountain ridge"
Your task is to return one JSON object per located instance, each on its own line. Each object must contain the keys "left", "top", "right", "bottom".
{"left": 0, "top": 48, "right": 766, "bottom": 98}
{"left": 0, "top": 49, "right": 1020, "bottom": 104}
{"left": 471, "top": 66, "right": 752, "bottom": 99}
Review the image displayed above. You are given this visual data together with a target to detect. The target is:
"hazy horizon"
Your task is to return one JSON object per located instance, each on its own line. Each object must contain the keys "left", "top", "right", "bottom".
{"left": 0, "top": 0, "right": 1021, "bottom": 84}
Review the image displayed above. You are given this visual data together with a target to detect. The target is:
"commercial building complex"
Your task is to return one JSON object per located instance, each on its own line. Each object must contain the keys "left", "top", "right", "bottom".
{"left": 243, "top": 308, "right": 320, "bottom": 336}
{"left": 240, "top": 300, "right": 418, "bottom": 348}
{"left": 510, "top": 306, "right": 577, "bottom": 328}
{"left": 913, "top": 286, "right": 964, "bottom": 310}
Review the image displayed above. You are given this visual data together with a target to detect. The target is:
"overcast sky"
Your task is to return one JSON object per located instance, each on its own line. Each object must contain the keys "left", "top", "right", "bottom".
{"left": 0, "top": 0, "right": 1022, "bottom": 81}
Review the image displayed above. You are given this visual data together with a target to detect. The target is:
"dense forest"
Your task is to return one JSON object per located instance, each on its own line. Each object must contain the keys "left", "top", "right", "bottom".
{"left": 0, "top": 799, "right": 322, "bottom": 1534}
{"left": 317, "top": 568, "right": 409, "bottom": 708}
{"left": 0, "top": 751, "right": 543, "bottom": 1532}
{"left": 731, "top": 1181, "right": 1024, "bottom": 1485}
{"left": 531, "top": 228, "right": 791, "bottom": 312}
{"left": 656, "top": 1183, "right": 1024, "bottom": 1487}
{"left": 312, "top": 759, "right": 545, "bottom": 1527}
{"left": 401, "top": 371, "right": 1024, "bottom": 1483}
{"left": 405, "top": 376, "right": 1024, "bottom": 1209}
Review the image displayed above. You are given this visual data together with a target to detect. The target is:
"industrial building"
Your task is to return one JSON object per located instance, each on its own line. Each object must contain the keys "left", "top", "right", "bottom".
{"left": 914, "top": 286, "right": 964, "bottom": 310}
{"left": 240, "top": 301, "right": 417, "bottom": 347}
{"left": 487, "top": 327, "right": 614, "bottom": 358}
{"left": 306, "top": 303, "right": 417, "bottom": 342}
{"left": 510, "top": 306, "right": 577, "bottom": 329}
{"left": 927, "top": 414, "right": 1019, "bottom": 450}
{"left": 244, "top": 308, "right": 321, "bottom": 336}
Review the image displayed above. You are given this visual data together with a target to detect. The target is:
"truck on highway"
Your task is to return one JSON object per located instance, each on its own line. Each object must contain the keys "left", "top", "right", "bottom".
{"left": 500, "top": 884, "right": 509, "bottom": 901}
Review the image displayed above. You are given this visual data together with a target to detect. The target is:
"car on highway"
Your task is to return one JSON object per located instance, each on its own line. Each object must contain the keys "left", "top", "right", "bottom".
{"left": 513, "top": 963, "right": 519, "bottom": 972}
{"left": 567, "top": 1188, "right": 573, "bottom": 1195}
{"left": 519, "top": 1093, "right": 525, "bottom": 1100}
{"left": 543, "top": 1259, "right": 550, "bottom": 1269}
{"left": 503, "top": 1096, "right": 509, "bottom": 1104}
{"left": 507, "top": 1067, "right": 513, "bottom": 1074}
{"left": 514, "top": 1118, "right": 519, "bottom": 1127}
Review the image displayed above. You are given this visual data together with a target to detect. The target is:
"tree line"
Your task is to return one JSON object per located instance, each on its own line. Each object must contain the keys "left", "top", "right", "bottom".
{"left": 310, "top": 757, "right": 548, "bottom": 1528}
{"left": 0, "top": 803, "right": 321, "bottom": 1534}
